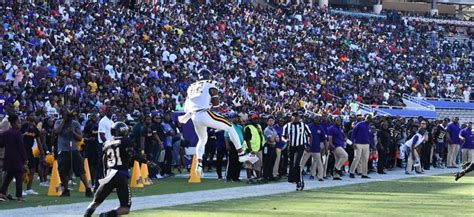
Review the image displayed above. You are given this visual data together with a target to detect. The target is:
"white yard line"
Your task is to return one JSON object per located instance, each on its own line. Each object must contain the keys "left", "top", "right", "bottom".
{"left": 0, "top": 168, "right": 458, "bottom": 217}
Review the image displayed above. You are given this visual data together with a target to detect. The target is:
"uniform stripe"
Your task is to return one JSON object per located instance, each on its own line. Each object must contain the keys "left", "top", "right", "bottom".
{"left": 207, "top": 111, "right": 232, "bottom": 127}
{"left": 283, "top": 122, "right": 311, "bottom": 147}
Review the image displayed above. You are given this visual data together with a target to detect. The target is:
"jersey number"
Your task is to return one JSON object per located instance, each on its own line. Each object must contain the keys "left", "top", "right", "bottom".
{"left": 187, "top": 81, "right": 205, "bottom": 98}
{"left": 106, "top": 148, "right": 123, "bottom": 168}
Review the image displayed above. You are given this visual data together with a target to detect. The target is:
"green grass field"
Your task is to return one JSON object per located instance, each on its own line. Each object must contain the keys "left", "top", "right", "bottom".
{"left": 132, "top": 174, "right": 474, "bottom": 217}
{"left": 1, "top": 177, "right": 246, "bottom": 210}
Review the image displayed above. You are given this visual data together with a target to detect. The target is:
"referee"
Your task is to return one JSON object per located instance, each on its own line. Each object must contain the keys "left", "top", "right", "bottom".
{"left": 282, "top": 112, "right": 311, "bottom": 191}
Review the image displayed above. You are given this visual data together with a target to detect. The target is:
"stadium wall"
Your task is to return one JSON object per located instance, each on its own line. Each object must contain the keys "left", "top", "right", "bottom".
{"left": 383, "top": 1, "right": 457, "bottom": 14}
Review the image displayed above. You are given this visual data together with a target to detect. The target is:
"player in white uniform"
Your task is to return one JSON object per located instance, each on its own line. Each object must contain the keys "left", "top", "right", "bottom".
{"left": 179, "top": 69, "right": 257, "bottom": 177}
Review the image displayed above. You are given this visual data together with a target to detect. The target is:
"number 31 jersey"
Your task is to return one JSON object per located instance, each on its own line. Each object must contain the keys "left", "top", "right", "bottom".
{"left": 103, "top": 137, "right": 134, "bottom": 172}
{"left": 184, "top": 80, "right": 218, "bottom": 113}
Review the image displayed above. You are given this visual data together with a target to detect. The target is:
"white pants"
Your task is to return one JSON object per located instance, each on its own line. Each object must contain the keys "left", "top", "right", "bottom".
{"left": 192, "top": 110, "right": 242, "bottom": 160}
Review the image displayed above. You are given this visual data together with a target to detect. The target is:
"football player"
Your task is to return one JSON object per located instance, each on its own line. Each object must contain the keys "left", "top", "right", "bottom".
{"left": 179, "top": 68, "right": 257, "bottom": 177}
{"left": 84, "top": 122, "right": 149, "bottom": 217}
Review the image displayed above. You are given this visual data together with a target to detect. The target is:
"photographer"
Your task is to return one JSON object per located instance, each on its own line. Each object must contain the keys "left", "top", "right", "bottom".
{"left": 53, "top": 107, "right": 93, "bottom": 197}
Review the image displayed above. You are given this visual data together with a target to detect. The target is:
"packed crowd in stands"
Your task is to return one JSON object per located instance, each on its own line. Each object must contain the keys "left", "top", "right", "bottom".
{"left": 0, "top": 1, "right": 473, "bottom": 200}
{"left": 1, "top": 1, "right": 473, "bottom": 118}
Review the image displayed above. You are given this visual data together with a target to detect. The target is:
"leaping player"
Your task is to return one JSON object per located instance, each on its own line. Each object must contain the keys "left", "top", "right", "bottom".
{"left": 454, "top": 162, "right": 473, "bottom": 181}
{"left": 179, "top": 68, "right": 258, "bottom": 177}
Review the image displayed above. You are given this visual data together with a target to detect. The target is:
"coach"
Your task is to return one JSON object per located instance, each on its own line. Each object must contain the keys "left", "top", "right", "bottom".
{"left": 283, "top": 112, "right": 311, "bottom": 190}
{"left": 349, "top": 115, "right": 372, "bottom": 179}
{"left": 328, "top": 117, "right": 348, "bottom": 180}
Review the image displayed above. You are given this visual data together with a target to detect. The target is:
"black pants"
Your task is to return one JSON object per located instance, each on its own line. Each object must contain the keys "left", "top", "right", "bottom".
{"left": 161, "top": 147, "right": 173, "bottom": 176}
{"left": 279, "top": 147, "right": 289, "bottom": 176}
{"left": 377, "top": 147, "right": 387, "bottom": 173}
{"left": 0, "top": 171, "right": 22, "bottom": 198}
{"left": 387, "top": 143, "right": 398, "bottom": 168}
{"left": 215, "top": 146, "right": 226, "bottom": 179}
{"left": 263, "top": 144, "right": 276, "bottom": 180}
{"left": 85, "top": 141, "right": 98, "bottom": 183}
{"left": 288, "top": 146, "right": 304, "bottom": 184}
{"left": 226, "top": 142, "right": 241, "bottom": 181}
{"left": 94, "top": 143, "right": 104, "bottom": 191}
{"left": 421, "top": 143, "right": 432, "bottom": 170}
{"left": 346, "top": 145, "right": 355, "bottom": 168}
{"left": 94, "top": 172, "right": 131, "bottom": 208}
{"left": 327, "top": 152, "right": 335, "bottom": 177}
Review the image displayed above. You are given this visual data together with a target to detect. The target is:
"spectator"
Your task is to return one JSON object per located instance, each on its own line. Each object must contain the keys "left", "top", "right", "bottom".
{"left": 0, "top": 114, "right": 26, "bottom": 202}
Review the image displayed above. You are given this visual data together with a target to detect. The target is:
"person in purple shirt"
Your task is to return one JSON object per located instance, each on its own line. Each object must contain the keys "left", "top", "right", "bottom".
{"left": 349, "top": 115, "right": 372, "bottom": 179}
{"left": 446, "top": 117, "right": 461, "bottom": 168}
{"left": 300, "top": 116, "right": 327, "bottom": 181}
{"left": 0, "top": 114, "right": 26, "bottom": 202}
{"left": 273, "top": 118, "right": 287, "bottom": 179}
{"left": 459, "top": 122, "right": 473, "bottom": 164}
{"left": 327, "top": 117, "right": 348, "bottom": 180}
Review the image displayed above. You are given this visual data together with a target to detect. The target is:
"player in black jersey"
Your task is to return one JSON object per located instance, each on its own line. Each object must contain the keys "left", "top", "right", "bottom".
{"left": 84, "top": 122, "right": 147, "bottom": 217}
{"left": 433, "top": 119, "right": 449, "bottom": 168}
{"left": 454, "top": 162, "right": 474, "bottom": 181}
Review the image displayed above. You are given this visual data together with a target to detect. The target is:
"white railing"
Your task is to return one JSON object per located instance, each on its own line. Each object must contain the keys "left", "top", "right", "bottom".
{"left": 402, "top": 94, "right": 436, "bottom": 111}
{"left": 422, "top": 96, "right": 474, "bottom": 103}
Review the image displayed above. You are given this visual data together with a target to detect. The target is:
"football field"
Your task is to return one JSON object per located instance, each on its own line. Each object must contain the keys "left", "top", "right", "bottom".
{"left": 132, "top": 174, "right": 474, "bottom": 217}
{"left": 0, "top": 169, "right": 472, "bottom": 216}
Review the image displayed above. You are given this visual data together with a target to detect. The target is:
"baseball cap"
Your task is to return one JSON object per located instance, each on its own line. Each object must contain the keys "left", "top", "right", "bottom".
{"left": 250, "top": 113, "right": 259, "bottom": 119}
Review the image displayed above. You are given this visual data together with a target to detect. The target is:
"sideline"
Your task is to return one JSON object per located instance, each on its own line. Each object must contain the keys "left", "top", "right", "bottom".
{"left": 0, "top": 168, "right": 458, "bottom": 217}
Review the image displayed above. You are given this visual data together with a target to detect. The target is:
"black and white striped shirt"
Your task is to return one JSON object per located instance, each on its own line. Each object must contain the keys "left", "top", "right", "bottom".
{"left": 282, "top": 121, "right": 311, "bottom": 147}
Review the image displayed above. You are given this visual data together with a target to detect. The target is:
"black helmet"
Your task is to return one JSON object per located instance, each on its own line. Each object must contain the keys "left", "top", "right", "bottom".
{"left": 111, "top": 122, "right": 129, "bottom": 137}
{"left": 198, "top": 68, "right": 212, "bottom": 80}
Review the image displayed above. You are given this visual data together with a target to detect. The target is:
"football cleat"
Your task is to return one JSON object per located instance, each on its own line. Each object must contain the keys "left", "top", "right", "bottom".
{"left": 454, "top": 171, "right": 464, "bottom": 181}
{"left": 195, "top": 163, "right": 204, "bottom": 178}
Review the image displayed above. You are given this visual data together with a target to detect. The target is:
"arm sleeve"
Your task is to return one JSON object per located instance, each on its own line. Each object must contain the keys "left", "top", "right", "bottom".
{"left": 264, "top": 128, "right": 272, "bottom": 141}
{"left": 282, "top": 123, "right": 288, "bottom": 139}
{"left": 412, "top": 135, "right": 419, "bottom": 146}
{"left": 98, "top": 120, "right": 106, "bottom": 133}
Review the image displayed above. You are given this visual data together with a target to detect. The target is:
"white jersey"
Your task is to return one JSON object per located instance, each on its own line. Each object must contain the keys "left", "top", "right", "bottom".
{"left": 184, "top": 80, "right": 218, "bottom": 113}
